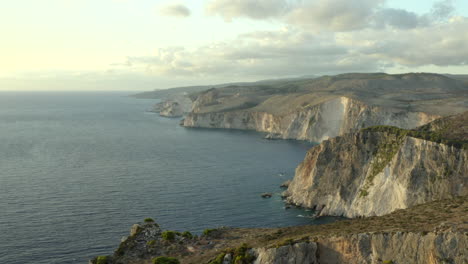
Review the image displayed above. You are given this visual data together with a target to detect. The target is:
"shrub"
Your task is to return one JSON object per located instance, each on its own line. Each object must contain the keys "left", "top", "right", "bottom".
{"left": 152, "top": 256, "right": 180, "bottom": 264}
{"left": 181, "top": 231, "right": 193, "bottom": 239}
{"left": 144, "top": 218, "right": 155, "bottom": 223}
{"left": 203, "top": 228, "right": 217, "bottom": 236}
{"left": 208, "top": 253, "right": 226, "bottom": 264}
{"left": 147, "top": 240, "right": 156, "bottom": 246}
{"left": 162, "top": 231, "right": 176, "bottom": 241}
{"left": 96, "top": 256, "right": 109, "bottom": 264}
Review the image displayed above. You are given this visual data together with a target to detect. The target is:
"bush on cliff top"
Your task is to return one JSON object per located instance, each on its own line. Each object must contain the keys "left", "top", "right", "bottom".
{"left": 162, "top": 230, "right": 176, "bottom": 241}
{"left": 181, "top": 231, "right": 193, "bottom": 239}
{"left": 152, "top": 256, "right": 180, "bottom": 264}
{"left": 96, "top": 256, "right": 109, "bottom": 264}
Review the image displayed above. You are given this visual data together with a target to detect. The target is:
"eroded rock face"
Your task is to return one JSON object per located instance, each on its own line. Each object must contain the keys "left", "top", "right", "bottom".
{"left": 316, "top": 231, "right": 467, "bottom": 264}
{"left": 183, "top": 97, "right": 438, "bottom": 142}
{"left": 252, "top": 242, "right": 318, "bottom": 264}
{"left": 284, "top": 131, "right": 468, "bottom": 217}
{"left": 250, "top": 231, "right": 467, "bottom": 264}
{"left": 151, "top": 96, "right": 193, "bottom": 117}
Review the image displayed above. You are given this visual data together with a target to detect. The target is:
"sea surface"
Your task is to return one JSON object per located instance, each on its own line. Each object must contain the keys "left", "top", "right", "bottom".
{"left": 0, "top": 92, "right": 333, "bottom": 264}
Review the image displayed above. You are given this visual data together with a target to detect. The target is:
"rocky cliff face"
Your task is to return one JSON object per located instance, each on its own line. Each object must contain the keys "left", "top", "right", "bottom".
{"left": 284, "top": 120, "right": 468, "bottom": 217}
{"left": 183, "top": 96, "right": 438, "bottom": 142}
{"left": 252, "top": 231, "right": 467, "bottom": 264}
{"left": 151, "top": 96, "right": 193, "bottom": 117}
{"left": 252, "top": 242, "right": 318, "bottom": 264}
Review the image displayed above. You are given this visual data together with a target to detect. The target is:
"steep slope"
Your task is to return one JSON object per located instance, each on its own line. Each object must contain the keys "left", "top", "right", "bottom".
{"left": 182, "top": 73, "right": 468, "bottom": 142}
{"left": 284, "top": 112, "right": 468, "bottom": 217}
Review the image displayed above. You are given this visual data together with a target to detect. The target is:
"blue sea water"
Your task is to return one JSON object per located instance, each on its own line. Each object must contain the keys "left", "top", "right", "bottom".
{"left": 0, "top": 92, "right": 332, "bottom": 264}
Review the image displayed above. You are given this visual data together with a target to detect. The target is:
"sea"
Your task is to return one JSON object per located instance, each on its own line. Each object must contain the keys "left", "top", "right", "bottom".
{"left": 0, "top": 92, "right": 335, "bottom": 264}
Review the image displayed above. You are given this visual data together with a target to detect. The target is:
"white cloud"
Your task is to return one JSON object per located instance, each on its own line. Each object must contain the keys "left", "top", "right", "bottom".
{"left": 338, "top": 16, "right": 468, "bottom": 66}
{"left": 287, "top": 0, "right": 385, "bottom": 31}
{"left": 205, "top": 0, "right": 457, "bottom": 32}
{"left": 159, "top": 3, "right": 191, "bottom": 17}
{"left": 122, "top": 11, "right": 468, "bottom": 79}
{"left": 205, "top": 0, "right": 289, "bottom": 21}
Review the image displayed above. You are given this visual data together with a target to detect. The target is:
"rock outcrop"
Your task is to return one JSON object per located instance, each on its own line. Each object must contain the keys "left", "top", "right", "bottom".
{"left": 315, "top": 231, "right": 467, "bottom": 264}
{"left": 151, "top": 96, "right": 193, "bottom": 117}
{"left": 252, "top": 242, "right": 318, "bottom": 264}
{"left": 284, "top": 112, "right": 468, "bottom": 217}
{"left": 252, "top": 231, "right": 467, "bottom": 264}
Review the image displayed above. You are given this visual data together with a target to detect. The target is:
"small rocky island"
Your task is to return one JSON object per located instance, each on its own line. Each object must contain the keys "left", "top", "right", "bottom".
{"left": 97, "top": 73, "right": 468, "bottom": 263}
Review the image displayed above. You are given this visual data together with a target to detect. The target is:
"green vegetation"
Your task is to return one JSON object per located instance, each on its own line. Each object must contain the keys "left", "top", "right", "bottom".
{"left": 152, "top": 256, "right": 180, "bottom": 264}
{"left": 208, "top": 243, "right": 255, "bottom": 264}
{"left": 382, "top": 261, "right": 394, "bottom": 264}
{"left": 208, "top": 253, "right": 226, "bottom": 264}
{"left": 275, "top": 238, "right": 295, "bottom": 248}
{"left": 147, "top": 240, "right": 156, "bottom": 246}
{"left": 362, "top": 125, "right": 468, "bottom": 149}
{"left": 233, "top": 243, "right": 255, "bottom": 264}
{"left": 181, "top": 231, "right": 193, "bottom": 239}
{"left": 96, "top": 256, "right": 109, "bottom": 264}
{"left": 203, "top": 228, "right": 218, "bottom": 236}
{"left": 144, "top": 218, "right": 155, "bottom": 223}
{"left": 162, "top": 231, "right": 176, "bottom": 241}
{"left": 359, "top": 129, "right": 406, "bottom": 197}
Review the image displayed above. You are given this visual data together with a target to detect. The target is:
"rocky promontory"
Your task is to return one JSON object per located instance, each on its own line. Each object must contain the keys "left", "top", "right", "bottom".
{"left": 284, "top": 112, "right": 468, "bottom": 217}
{"left": 149, "top": 95, "right": 193, "bottom": 117}
{"left": 90, "top": 197, "right": 467, "bottom": 264}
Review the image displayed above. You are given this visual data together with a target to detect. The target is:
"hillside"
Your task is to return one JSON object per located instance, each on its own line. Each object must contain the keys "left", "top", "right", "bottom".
{"left": 182, "top": 73, "right": 468, "bottom": 142}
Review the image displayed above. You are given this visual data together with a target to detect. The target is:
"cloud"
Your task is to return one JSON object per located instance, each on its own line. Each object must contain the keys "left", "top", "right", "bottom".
{"left": 124, "top": 29, "right": 381, "bottom": 78}
{"left": 205, "top": 0, "right": 457, "bottom": 32}
{"left": 431, "top": 0, "right": 455, "bottom": 21}
{"left": 159, "top": 3, "right": 191, "bottom": 17}
{"left": 205, "top": 0, "right": 289, "bottom": 21}
{"left": 372, "top": 8, "right": 421, "bottom": 29}
{"left": 337, "top": 16, "right": 468, "bottom": 66}
{"left": 287, "top": 0, "right": 385, "bottom": 31}
{"left": 122, "top": 12, "right": 468, "bottom": 79}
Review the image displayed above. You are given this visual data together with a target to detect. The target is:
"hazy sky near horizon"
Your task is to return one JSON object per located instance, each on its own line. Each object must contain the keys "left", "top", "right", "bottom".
{"left": 1, "top": 0, "right": 468, "bottom": 91}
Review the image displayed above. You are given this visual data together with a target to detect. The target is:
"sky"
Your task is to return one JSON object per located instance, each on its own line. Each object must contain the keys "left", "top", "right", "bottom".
{"left": 0, "top": 0, "right": 467, "bottom": 91}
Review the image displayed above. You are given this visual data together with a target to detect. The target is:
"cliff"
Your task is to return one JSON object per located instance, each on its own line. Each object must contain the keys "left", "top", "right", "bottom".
{"left": 182, "top": 73, "right": 468, "bottom": 142}
{"left": 284, "top": 112, "right": 468, "bottom": 217}
{"left": 90, "top": 196, "right": 468, "bottom": 264}
{"left": 183, "top": 96, "right": 437, "bottom": 142}
{"left": 151, "top": 96, "right": 193, "bottom": 117}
